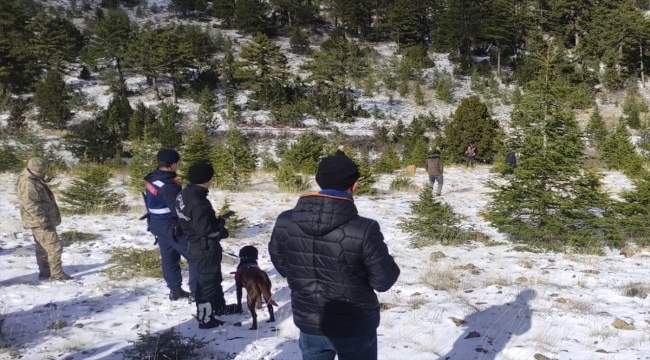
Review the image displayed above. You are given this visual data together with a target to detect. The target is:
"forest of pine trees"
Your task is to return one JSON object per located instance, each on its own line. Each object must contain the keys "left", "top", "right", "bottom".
{"left": 1, "top": 0, "right": 650, "bottom": 250}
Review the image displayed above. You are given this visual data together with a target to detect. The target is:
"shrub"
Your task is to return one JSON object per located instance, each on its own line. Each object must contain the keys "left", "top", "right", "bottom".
{"left": 260, "top": 152, "right": 279, "bottom": 172}
{"left": 60, "top": 163, "right": 125, "bottom": 214}
{"left": 122, "top": 328, "right": 208, "bottom": 360}
{"left": 60, "top": 231, "right": 101, "bottom": 242}
{"left": 0, "top": 142, "right": 21, "bottom": 172}
{"left": 402, "top": 185, "right": 469, "bottom": 247}
{"left": 402, "top": 43, "right": 434, "bottom": 69}
{"left": 34, "top": 70, "right": 71, "bottom": 130}
{"left": 127, "top": 131, "right": 162, "bottom": 192}
{"left": 389, "top": 176, "right": 415, "bottom": 191}
{"left": 218, "top": 198, "right": 248, "bottom": 236}
{"left": 281, "top": 132, "right": 325, "bottom": 174}
{"left": 102, "top": 247, "right": 162, "bottom": 280}
{"left": 373, "top": 143, "right": 401, "bottom": 174}
{"left": 274, "top": 163, "right": 311, "bottom": 192}
{"left": 64, "top": 118, "right": 122, "bottom": 162}
{"left": 212, "top": 129, "right": 256, "bottom": 190}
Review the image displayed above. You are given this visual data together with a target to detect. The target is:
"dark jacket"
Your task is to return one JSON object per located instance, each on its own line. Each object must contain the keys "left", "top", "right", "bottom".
{"left": 144, "top": 170, "right": 181, "bottom": 221}
{"left": 175, "top": 184, "right": 228, "bottom": 243}
{"left": 424, "top": 155, "right": 444, "bottom": 176}
{"left": 269, "top": 192, "right": 400, "bottom": 337}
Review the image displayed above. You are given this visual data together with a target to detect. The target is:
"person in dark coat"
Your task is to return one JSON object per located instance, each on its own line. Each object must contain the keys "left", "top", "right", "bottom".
{"left": 269, "top": 155, "right": 401, "bottom": 360}
{"left": 144, "top": 149, "right": 195, "bottom": 301}
{"left": 424, "top": 150, "right": 444, "bottom": 196}
{"left": 175, "top": 163, "right": 237, "bottom": 329}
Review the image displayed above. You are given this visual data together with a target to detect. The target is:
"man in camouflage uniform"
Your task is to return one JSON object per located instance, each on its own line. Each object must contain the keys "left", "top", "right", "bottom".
{"left": 17, "top": 158, "right": 73, "bottom": 281}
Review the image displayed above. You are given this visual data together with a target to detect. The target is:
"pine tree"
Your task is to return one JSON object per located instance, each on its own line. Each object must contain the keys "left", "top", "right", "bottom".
{"left": 29, "top": 12, "right": 85, "bottom": 70}
{"left": 585, "top": 105, "right": 608, "bottom": 146}
{"left": 87, "top": 9, "right": 132, "bottom": 81}
{"left": 402, "top": 186, "right": 466, "bottom": 247}
{"left": 218, "top": 198, "right": 249, "bottom": 235}
{"left": 289, "top": 28, "right": 311, "bottom": 55}
{"left": 487, "top": 59, "right": 624, "bottom": 251}
{"left": 274, "top": 162, "right": 311, "bottom": 192}
{"left": 384, "top": 0, "right": 424, "bottom": 50}
{"left": 281, "top": 132, "right": 325, "bottom": 174}
{"left": 34, "top": 70, "right": 71, "bottom": 130}
{"left": 233, "top": 0, "right": 273, "bottom": 35}
{"left": 0, "top": 141, "right": 21, "bottom": 172}
{"left": 197, "top": 87, "right": 219, "bottom": 132}
{"left": 234, "top": 33, "right": 288, "bottom": 91}
{"left": 64, "top": 117, "right": 122, "bottom": 162}
{"left": 102, "top": 92, "right": 133, "bottom": 140}
{"left": 402, "top": 135, "right": 429, "bottom": 167}
{"left": 443, "top": 95, "right": 503, "bottom": 164}
{"left": 152, "top": 102, "right": 183, "bottom": 150}
{"left": 0, "top": 0, "right": 39, "bottom": 93}
{"left": 211, "top": 129, "right": 256, "bottom": 190}
{"left": 212, "top": 0, "right": 235, "bottom": 27}
{"left": 599, "top": 118, "right": 645, "bottom": 178}
{"left": 128, "top": 102, "right": 158, "bottom": 141}
{"left": 349, "top": 149, "right": 377, "bottom": 195}
{"left": 622, "top": 92, "right": 648, "bottom": 130}
{"left": 127, "top": 130, "right": 161, "bottom": 191}
{"left": 61, "top": 163, "right": 124, "bottom": 214}
{"left": 616, "top": 176, "right": 650, "bottom": 242}
{"left": 373, "top": 143, "right": 401, "bottom": 174}
{"left": 179, "top": 123, "right": 213, "bottom": 182}
{"left": 414, "top": 81, "right": 424, "bottom": 106}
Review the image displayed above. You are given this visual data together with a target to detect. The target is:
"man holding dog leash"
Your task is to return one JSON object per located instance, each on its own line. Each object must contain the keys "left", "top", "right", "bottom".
{"left": 269, "top": 155, "right": 401, "bottom": 360}
{"left": 176, "top": 162, "right": 238, "bottom": 329}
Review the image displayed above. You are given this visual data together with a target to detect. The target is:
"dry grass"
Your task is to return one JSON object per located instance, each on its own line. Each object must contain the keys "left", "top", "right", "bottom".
{"left": 483, "top": 274, "right": 513, "bottom": 287}
{"left": 516, "top": 257, "right": 534, "bottom": 269}
{"left": 421, "top": 265, "right": 459, "bottom": 291}
{"left": 589, "top": 323, "right": 619, "bottom": 341}
{"left": 407, "top": 297, "right": 427, "bottom": 310}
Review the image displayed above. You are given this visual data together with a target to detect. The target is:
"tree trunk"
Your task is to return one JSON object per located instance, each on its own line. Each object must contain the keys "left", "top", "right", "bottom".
{"left": 153, "top": 77, "right": 160, "bottom": 99}
{"left": 575, "top": 32, "right": 580, "bottom": 48}
{"left": 641, "top": 44, "right": 645, "bottom": 88}
{"left": 172, "top": 76, "right": 178, "bottom": 103}
{"left": 497, "top": 49, "right": 501, "bottom": 76}
{"left": 116, "top": 57, "right": 124, "bottom": 81}
{"left": 288, "top": 11, "right": 291, "bottom": 27}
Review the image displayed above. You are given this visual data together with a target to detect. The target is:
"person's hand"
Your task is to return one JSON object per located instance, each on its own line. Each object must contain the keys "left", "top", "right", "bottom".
{"left": 197, "top": 302, "right": 213, "bottom": 324}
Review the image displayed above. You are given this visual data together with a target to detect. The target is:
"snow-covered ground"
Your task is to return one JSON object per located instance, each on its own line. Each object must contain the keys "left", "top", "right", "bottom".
{"left": 1, "top": 166, "right": 648, "bottom": 360}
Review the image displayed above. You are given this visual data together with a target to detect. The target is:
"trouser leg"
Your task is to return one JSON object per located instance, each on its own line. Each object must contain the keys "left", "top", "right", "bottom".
{"left": 33, "top": 234, "right": 50, "bottom": 277}
{"left": 32, "top": 228, "right": 63, "bottom": 278}
{"left": 150, "top": 220, "right": 182, "bottom": 291}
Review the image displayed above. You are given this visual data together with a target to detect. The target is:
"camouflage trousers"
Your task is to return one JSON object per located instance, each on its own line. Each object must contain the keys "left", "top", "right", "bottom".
{"left": 32, "top": 227, "right": 63, "bottom": 278}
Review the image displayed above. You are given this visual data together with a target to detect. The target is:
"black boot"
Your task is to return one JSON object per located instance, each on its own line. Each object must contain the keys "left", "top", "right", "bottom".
{"left": 198, "top": 316, "right": 225, "bottom": 329}
{"left": 169, "top": 288, "right": 190, "bottom": 301}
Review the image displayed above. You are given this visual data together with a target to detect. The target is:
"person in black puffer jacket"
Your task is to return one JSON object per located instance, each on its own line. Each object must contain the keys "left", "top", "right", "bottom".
{"left": 269, "top": 155, "right": 400, "bottom": 360}
{"left": 176, "top": 163, "right": 237, "bottom": 329}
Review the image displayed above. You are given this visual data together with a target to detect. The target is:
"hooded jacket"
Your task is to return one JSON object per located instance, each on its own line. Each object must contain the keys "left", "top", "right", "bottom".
{"left": 17, "top": 168, "right": 61, "bottom": 229}
{"left": 269, "top": 193, "right": 400, "bottom": 337}
{"left": 175, "top": 184, "right": 228, "bottom": 243}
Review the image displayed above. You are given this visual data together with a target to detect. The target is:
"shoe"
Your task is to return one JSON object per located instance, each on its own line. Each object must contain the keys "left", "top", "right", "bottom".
{"left": 213, "top": 303, "right": 238, "bottom": 316}
{"left": 169, "top": 288, "right": 190, "bottom": 301}
{"left": 38, "top": 272, "right": 50, "bottom": 280}
{"left": 198, "top": 317, "right": 225, "bottom": 329}
{"left": 50, "top": 273, "right": 73, "bottom": 281}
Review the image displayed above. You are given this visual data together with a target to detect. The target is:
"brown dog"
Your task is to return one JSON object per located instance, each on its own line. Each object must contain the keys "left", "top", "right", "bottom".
{"left": 235, "top": 245, "right": 278, "bottom": 330}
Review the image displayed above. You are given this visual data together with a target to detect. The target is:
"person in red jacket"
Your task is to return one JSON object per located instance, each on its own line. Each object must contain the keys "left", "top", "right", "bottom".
{"left": 269, "top": 155, "right": 400, "bottom": 360}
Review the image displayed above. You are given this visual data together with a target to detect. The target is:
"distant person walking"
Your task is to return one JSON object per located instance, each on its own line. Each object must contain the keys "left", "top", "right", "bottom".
{"left": 17, "top": 158, "right": 73, "bottom": 281}
{"left": 465, "top": 143, "right": 476, "bottom": 168}
{"left": 424, "top": 150, "right": 444, "bottom": 196}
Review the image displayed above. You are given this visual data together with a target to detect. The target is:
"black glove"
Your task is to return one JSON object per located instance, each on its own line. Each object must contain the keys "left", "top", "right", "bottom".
{"left": 170, "top": 218, "right": 182, "bottom": 238}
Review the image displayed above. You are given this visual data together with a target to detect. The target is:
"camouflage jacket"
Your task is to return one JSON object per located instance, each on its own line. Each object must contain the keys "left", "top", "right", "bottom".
{"left": 17, "top": 168, "right": 61, "bottom": 229}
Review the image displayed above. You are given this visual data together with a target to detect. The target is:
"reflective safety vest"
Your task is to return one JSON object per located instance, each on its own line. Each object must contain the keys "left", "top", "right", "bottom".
{"left": 144, "top": 178, "right": 182, "bottom": 220}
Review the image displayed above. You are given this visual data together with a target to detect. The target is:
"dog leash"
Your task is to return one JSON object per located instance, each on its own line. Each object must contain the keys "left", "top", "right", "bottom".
{"left": 222, "top": 249, "right": 239, "bottom": 258}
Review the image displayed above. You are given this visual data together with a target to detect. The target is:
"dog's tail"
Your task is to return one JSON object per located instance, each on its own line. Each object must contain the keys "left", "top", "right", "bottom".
{"left": 259, "top": 283, "right": 279, "bottom": 308}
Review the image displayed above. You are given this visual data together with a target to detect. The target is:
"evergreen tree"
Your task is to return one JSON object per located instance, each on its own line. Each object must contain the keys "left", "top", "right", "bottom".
{"left": 128, "top": 102, "right": 158, "bottom": 141}
{"left": 233, "top": 0, "right": 273, "bottom": 35}
{"left": 127, "top": 27, "right": 166, "bottom": 99}
{"left": 151, "top": 102, "right": 183, "bottom": 150}
{"left": 271, "top": 0, "right": 318, "bottom": 28}
{"left": 487, "top": 60, "right": 623, "bottom": 251}
{"left": 158, "top": 25, "right": 193, "bottom": 103}
{"left": 599, "top": 118, "right": 645, "bottom": 178}
{"left": 61, "top": 163, "right": 124, "bottom": 214}
{"left": 127, "top": 130, "right": 161, "bottom": 191}
{"left": 101, "top": 92, "right": 133, "bottom": 140}
{"left": 281, "top": 132, "right": 325, "bottom": 174}
{"left": 212, "top": 0, "right": 235, "bottom": 27}
{"left": 616, "top": 176, "right": 650, "bottom": 242}
{"left": 402, "top": 186, "right": 466, "bottom": 247}
{"left": 289, "top": 28, "right": 311, "bottom": 55}
{"left": 64, "top": 118, "right": 122, "bottom": 162}
{"left": 274, "top": 162, "right": 311, "bottom": 192}
{"left": 234, "top": 33, "right": 288, "bottom": 91}
{"left": 34, "top": 70, "right": 71, "bottom": 130}
{"left": 622, "top": 92, "right": 648, "bottom": 130}
{"left": 87, "top": 9, "right": 132, "bottom": 81}
{"left": 373, "top": 143, "right": 401, "bottom": 174}
{"left": 211, "top": 129, "right": 256, "bottom": 190}
{"left": 0, "top": 141, "right": 21, "bottom": 172}
{"left": 402, "top": 135, "right": 429, "bottom": 167}
{"left": 443, "top": 95, "right": 502, "bottom": 164}
{"left": 349, "top": 149, "right": 377, "bottom": 195}
{"left": 197, "top": 87, "right": 219, "bottom": 132}
{"left": 585, "top": 105, "right": 608, "bottom": 146}
{"left": 218, "top": 198, "right": 249, "bottom": 235}
{"left": 0, "top": 0, "right": 39, "bottom": 93}
{"left": 414, "top": 81, "right": 424, "bottom": 105}
{"left": 29, "top": 12, "right": 85, "bottom": 70}
{"left": 384, "top": 0, "right": 425, "bottom": 50}
{"left": 179, "top": 123, "right": 213, "bottom": 182}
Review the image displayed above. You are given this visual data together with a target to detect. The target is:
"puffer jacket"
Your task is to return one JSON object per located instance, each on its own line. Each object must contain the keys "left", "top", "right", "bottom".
{"left": 16, "top": 168, "right": 61, "bottom": 229}
{"left": 269, "top": 193, "right": 400, "bottom": 337}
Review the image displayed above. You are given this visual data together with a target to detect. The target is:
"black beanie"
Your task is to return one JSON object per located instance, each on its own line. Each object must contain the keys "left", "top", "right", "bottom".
{"left": 188, "top": 162, "right": 214, "bottom": 184}
{"left": 315, "top": 155, "right": 360, "bottom": 191}
{"left": 157, "top": 149, "right": 180, "bottom": 164}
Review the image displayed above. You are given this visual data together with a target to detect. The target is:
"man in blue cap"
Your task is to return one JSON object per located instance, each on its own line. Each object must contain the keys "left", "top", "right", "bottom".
{"left": 144, "top": 149, "right": 196, "bottom": 301}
